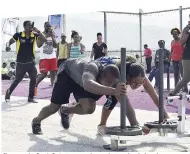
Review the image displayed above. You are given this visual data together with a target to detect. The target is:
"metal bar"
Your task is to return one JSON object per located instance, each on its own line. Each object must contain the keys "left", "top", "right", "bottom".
{"left": 104, "top": 12, "right": 107, "bottom": 45}
{"left": 179, "top": 6, "right": 183, "bottom": 31}
{"left": 120, "top": 48, "right": 127, "bottom": 129}
{"left": 99, "top": 11, "right": 139, "bottom": 15}
{"left": 159, "top": 49, "right": 164, "bottom": 123}
{"left": 177, "top": 93, "right": 186, "bottom": 134}
{"left": 99, "top": 7, "right": 190, "bottom": 16}
{"left": 111, "top": 135, "right": 190, "bottom": 144}
{"left": 166, "top": 96, "right": 180, "bottom": 100}
{"left": 167, "top": 68, "right": 170, "bottom": 91}
{"left": 142, "top": 7, "right": 190, "bottom": 15}
{"left": 139, "top": 9, "right": 143, "bottom": 63}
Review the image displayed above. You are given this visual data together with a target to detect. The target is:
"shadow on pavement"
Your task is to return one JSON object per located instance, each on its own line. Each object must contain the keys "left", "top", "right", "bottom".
{"left": 2, "top": 99, "right": 31, "bottom": 112}
{"left": 27, "top": 131, "right": 189, "bottom": 152}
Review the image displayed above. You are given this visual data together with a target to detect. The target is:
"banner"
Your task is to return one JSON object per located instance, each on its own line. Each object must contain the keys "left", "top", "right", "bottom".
{"left": 48, "top": 14, "right": 64, "bottom": 42}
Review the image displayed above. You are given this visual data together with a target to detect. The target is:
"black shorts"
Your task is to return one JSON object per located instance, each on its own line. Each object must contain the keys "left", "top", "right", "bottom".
{"left": 51, "top": 71, "right": 102, "bottom": 105}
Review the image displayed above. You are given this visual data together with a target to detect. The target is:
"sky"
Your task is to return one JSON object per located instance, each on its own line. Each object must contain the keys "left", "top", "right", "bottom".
{"left": 1, "top": 0, "right": 190, "bottom": 51}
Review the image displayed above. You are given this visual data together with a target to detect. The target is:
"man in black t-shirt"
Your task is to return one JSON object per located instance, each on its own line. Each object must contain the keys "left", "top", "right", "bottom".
{"left": 90, "top": 32, "right": 108, "bottom": 60}
{"left": 5, "top": 20, "right": 46, "bottom": 103}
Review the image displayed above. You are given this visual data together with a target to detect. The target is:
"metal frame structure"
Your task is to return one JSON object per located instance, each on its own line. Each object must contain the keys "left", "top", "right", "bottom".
{"left": 104, "top": 47, "right": 190, "bottom": 151}
{"left": 102, "top": 6, "right": 190, "bottom": 62}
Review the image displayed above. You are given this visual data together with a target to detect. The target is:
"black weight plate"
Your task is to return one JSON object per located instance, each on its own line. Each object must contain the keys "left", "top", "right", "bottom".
{"left": 106, "top": 126, "right": 142, "bottom": 136}
{"left": 144, "top": 121, "right": 178, "bottom": 129}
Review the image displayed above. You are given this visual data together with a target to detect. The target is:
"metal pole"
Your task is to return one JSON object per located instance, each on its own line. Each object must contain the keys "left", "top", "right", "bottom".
{"left": 159, "top": 49, "right": 164, "bottom": 123}
{"left": 167, "top": 68, "right": 170, "bottom": 91}
{"left": 104, "top": 12, "right": 107, "bottom": 45}
{"left": 139, "top": 9, "right": 143, "bottom": 63}
{"left": 120, "top": 48, "right": 127, "bottom": 129}
{"left": 62, "top": 14, "right": 66, "bottom": 34}
{"left": 179, "top": 6, "right": 183, "bottom": 32}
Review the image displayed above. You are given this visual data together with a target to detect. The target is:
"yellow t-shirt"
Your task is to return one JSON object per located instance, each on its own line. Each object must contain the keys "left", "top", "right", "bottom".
{"left": 59, "top": 42, "right": 68, "bottom": 59}
{"left": 1, "top": 67, "right": 8, "bottom": 75}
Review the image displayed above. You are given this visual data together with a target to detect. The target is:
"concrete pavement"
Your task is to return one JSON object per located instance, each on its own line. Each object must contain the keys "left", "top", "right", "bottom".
{"left": 1, "top": 95, "right": 190, "bottom": 152}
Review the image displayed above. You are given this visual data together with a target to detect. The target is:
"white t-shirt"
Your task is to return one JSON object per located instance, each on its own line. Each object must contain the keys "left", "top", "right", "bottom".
{"left": 40, "top": 37, "right": 56, "bottom": 59}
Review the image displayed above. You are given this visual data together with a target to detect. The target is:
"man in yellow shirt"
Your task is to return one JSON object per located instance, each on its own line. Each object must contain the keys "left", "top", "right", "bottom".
{"left": 57, "top": 33, "right": 69, "bottom": 67}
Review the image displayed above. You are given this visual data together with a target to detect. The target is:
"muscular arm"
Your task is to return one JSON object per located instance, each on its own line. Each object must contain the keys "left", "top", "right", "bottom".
{"left": 67, "top": 43, "right": 71, "bottom": 58}
{"left": 7, "top": 38, "right": 15, "bottom": 46}
{"left": 37, "top": 32, "right": 47, "bottom": 48}
{"left": 104, "top": 48, "right": 108, "bottom": 56}
{"left": 143, "top": 77, "right": 169, "bottom": 118}
{"left": 104, "top": 43, "right": 108, "bottom": 56}
{"left": 56, "top": 43, "right": 59, "bottom": 58}
{"left": 143, "top": 77, "right": 159, "bottom": 104}
{"left": 82, "top": 63, "right": 115, "bottom": 95}
{"left": 52, "top": 36, "right": 57, "bottom": 48}
{"left": 90, "top": 48, "right": 95, "bottom": 59}
{"left": 80, "top": 43, "right": 85, "bottom": 54}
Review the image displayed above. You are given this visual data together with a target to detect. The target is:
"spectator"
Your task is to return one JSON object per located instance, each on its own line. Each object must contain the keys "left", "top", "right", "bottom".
{"left": 170, "top": 28, "right": 188, "bottom": 91}
{"left": 144, "top": 44, "right": 152, "bottom": 73}
{"left": 35, "top": 21, "right": 58, "bottom": 96}
{"left": 68, "top": 31, "right": 85, "bottom": 58}
{"left": 148, "top": 40, "right": 170, "bottom": 91}
{"left": 5, "top": 20, "right": 46, "bottom": 103}
{"left": 1, "top": 62, "right": 10, "bottom": 80}
{"left": 170, "top": 24, "right": 190, "bottom": 96}
{"left": 9, "top": 62, "right": 16, "bottom": 76}
{"left": 91, "top": 32, "right": 107, "bottom": 60}
{"left": 57, "top": 33, "right": 69, "bottom": 67}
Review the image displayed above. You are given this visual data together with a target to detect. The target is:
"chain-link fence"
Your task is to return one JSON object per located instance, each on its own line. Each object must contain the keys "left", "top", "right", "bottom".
{"left": 1, "top": 6, "right": 190, "bottom": 69}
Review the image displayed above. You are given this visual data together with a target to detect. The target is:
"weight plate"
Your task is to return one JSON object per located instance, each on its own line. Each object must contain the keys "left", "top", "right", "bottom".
{"left": 144, "top": 121, "right": 178, "bottom": 129}
{"left": 106, "top": 126, "right": 142, "bottom": 136}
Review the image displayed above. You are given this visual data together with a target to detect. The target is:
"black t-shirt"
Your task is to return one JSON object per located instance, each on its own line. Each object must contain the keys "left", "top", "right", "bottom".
{"left": 13, "top": 32, "right": 39, "bottom": 63}
{"left": 93, "top": 42, "right": 107, "bottom": 60}
{"left": 182, "top": 35, "right": 190, "bottom": 60}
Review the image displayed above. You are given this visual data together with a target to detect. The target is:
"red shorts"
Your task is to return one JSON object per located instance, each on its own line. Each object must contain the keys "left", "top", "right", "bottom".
{"left": 39, "top": 58, "right": 58, "bottom": 73}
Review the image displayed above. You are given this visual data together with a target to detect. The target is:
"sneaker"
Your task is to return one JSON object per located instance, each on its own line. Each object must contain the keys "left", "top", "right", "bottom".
{"left": 28, "top": 98, "right": 38, "bottom": 103}
{"left": 97, "top": 125, "right": 107, "bottom": 135}
{"left": 5, "top": 89, "right": 11, "bottom": 102}
{"left": 32, "top": 120, "right": 42, "bottom": 135}
{"left": 34, "top": 87, "right": 38, "bottom": 96}
{"left": 59, "top": 107, "right": 70, "bottom": 129}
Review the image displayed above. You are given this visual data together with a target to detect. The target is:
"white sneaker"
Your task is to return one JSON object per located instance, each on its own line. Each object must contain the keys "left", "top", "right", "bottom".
{"left": 97, "top": 125, "right": 107, "bottom": 136}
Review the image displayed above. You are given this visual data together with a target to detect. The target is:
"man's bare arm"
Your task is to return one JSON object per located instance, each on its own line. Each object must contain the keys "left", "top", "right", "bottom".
{"left": 37, "top": 32, "right": 47, "bottom": 48}
{"left": 180, "top": 26, "right": 189, "bottom": 46}
{"left": 82, "top": 72, "right": 115, "bottom": 95}
{"left": 90, "top": 48, "right": 94, "bottom": 59}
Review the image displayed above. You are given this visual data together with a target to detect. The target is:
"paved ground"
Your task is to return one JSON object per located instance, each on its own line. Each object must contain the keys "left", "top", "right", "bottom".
{"left": 1, "top": 95, "right": 190, "bottom": 152}
{"left": 2, "top": 77, "right": 190, "bottom": 114}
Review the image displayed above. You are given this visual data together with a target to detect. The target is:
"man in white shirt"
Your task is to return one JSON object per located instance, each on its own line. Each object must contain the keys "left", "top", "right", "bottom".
{"left": 35, "top": 22, "right": 57, "bottom": 95}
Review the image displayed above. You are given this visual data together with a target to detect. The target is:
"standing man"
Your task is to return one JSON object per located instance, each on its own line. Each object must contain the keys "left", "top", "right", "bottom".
{"left": 57, "top": 33, "right": 69, "bottom": 67}
{"left": 144, "top": 44, "right": 152, "bottom": 73}
{"left": 91, "top": 33, "right": 108, "bottom": 60}
{"left": 5, "top": 20, "right": 46, "bottom": 103}
{"left": 35, "top": 22, "right": 58, "bottom": 96}
{"left": 148, "top": 40, "right": 170, "bottom": 90}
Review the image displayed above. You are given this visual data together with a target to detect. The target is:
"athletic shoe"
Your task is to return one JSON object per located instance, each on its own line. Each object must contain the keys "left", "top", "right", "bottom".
{"left": 5, "top": 89, "right": 11, "bottom": 102}
{"left": 28, "top": 98, "right": 38, "bottom": 103}
{"left": 97, "top": 125, "right": 107, "bottom": 135}
{"left": 58, "top": 102, "right": 76, "bottom": 129}
{"left": 32, "top": 120, "right": 42, "bottom": 135}
{"left": 34, "top": 87, "right": 37, "bottom": 96}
